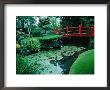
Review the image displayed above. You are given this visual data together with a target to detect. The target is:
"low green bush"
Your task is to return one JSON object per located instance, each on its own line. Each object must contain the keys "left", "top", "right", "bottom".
{"left": 16, "top": 55, "right": 41, "bottom": 74}
{"left": 69, "top": 49, "right": 94, "bottom": 74}
{"left": 20, "top": 37, "right": 41, "bottom": 55}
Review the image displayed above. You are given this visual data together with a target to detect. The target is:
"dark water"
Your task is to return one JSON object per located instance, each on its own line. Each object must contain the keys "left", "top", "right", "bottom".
{"left": 58, "top": 56, "right": 77, "bottom": 74}
{"left": 50, "top": 55, "right": 77, "bottom": 74}
{"left": 50, "top": 48, "right": 87, "bottom": 74}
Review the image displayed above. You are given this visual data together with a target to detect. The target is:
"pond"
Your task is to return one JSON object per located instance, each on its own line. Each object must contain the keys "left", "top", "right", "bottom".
{"left": 16, "top": 46, "right": 86, "bottom": 74}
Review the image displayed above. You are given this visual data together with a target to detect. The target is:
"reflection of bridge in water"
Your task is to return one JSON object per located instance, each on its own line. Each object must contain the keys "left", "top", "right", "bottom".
{"left": 63, "top": 25, "right": 94, "bottom": 37}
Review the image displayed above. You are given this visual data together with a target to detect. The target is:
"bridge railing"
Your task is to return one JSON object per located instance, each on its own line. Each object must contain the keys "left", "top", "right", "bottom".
{"left": 64, "top": 25, "right": 94, "bottom": 37}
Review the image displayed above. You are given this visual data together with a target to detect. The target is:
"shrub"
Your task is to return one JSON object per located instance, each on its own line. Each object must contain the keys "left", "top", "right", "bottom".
{"left": 69, "top": 49, "right": 94, "bottom": 74}
{"left": 20, "top": 37, "right": 41, "bottom": 55}
{"left": 16, "top": 55, "right": 29, "bottom": 74}
{"left": 16, "top": 55, "right": 40, "bottom": 74}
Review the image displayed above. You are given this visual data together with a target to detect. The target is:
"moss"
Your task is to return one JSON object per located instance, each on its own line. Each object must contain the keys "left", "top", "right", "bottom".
{"left": 69, "top": 49, "right": 94, "bottom": 74}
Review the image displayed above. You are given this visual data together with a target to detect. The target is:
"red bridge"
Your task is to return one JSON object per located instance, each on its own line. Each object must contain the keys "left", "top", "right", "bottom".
{"left": 63, "top": 25, "right": 94, "bottom": 37}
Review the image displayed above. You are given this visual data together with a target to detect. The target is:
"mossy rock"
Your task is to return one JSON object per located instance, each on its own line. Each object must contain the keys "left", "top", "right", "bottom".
{"left": 69, "top": 49, "right": 94, "bottom": 74}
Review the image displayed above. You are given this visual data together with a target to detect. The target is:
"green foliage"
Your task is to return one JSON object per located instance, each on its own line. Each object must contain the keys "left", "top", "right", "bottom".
{"left": 38, "top": 17, "right": 50, "bottom": 27}
{"left": 38, "top": 16, "right": 61, "bottom": 34}
{"left": 16, "top": 16, "right": 94, "bottom": 74}
{"left": 16, "top": 54, "right": 41, "bottom": 74}
{"left": 16, "top": 53, "right": 63, "bottom": 74}
{"left": 80, "top": 16, "right": 94, "bottom": 26}
{"left": 20, "top": 37, "right": 41, "bottom": 55}
{"left": 16, "top": 55, "right": 30, "bottom": 74}
{"left": 31, "top": 28, "right": 42, "bottom": 37}
{"left": 49, "top": 16, "right": 61, "bottom": 29}
{"left": 42, "top": 24, "right": 52, "bottom": 31}
{"left": 16, "top": 30, "right": 25, "bottom": 44}
{"left": 16, "top": 16, "right": 37, "bottom": 37}
{"left": 40, "top": 34, "right": 62, "bottom": 40}
{"left": 61, "top": 46, "right": 80, "bottom": 56}
{"left": 88, "top": 37, "right": 94, "bottom": 49}
{"left": 16, "top": 16, "right": 36, "bottom": 29}
{"left": 16, "top": 45, "right": 88, "bottom": 74}
{"left": 38, "top": 17, "right": 50, "bottom": 34}
{"left": 39, "top": 35, "right": 62, "bottom": 49}
{"left": 69, "top": 49, "right": 94, "bottom": 74}
{"left": 60, "top": 16, "right": 94, "bottom": 29}
{"left": 60, "top": 16, "right": 81, "bottom": 28}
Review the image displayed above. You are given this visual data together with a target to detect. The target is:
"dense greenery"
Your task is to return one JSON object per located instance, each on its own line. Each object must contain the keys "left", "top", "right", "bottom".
{"left": 16, "top": 16, "right": 94, "bottom": 74}
{"left": 20, "top": 38, "right": 41, "bottom": 55}
{"left": 60, "top": 16, "right": 94, "bottom": 28}
{"left": 16, "top": 16, "right": 94, "bottom": 38}
{"left": 16, "top": 54, "right": 63, "bottom": 74}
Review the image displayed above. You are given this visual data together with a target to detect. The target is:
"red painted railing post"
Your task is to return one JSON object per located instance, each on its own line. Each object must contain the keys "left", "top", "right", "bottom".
{"left": 90, "top": 26, "right": 94, "bottom": 36}
{"left": 66, "top": 26, "right": 69, "bottom": 34}
{"left": 79, "top": 25, "right": 82, "bottom": 36}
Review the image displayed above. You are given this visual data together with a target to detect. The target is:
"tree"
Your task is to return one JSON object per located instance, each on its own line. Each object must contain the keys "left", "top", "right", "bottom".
{"left": 80, "top": 16, "right": 94, "bottom": 26}
{"left": 38, "top": 16, "right": 61, "bottom": 34}
{"left": 16, "top": 16, "right": 36, "bottom": 36}
{"left": 49, "top": 16, "right": 61, "bottom": 30}
{"left": 60, "top": 16, "right": 94, "bottom": 29}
